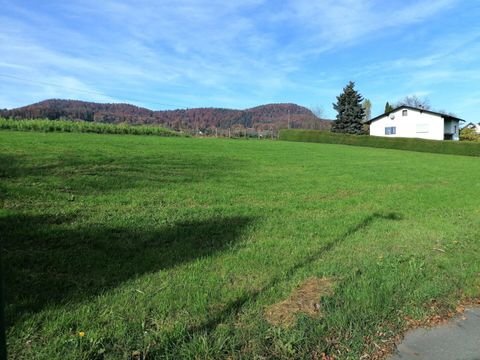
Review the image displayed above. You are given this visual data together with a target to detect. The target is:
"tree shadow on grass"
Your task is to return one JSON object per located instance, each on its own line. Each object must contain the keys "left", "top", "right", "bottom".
{"left": 169, "top": 212, "right": 404, "bottom": 346}
{"left": 0, "top": 213, "right": 255, "bottom": 325}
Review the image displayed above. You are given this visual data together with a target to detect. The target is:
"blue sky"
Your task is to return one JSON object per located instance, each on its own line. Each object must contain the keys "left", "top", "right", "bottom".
{"left": 1, "top": 0, "right": 480, "bottom": 121}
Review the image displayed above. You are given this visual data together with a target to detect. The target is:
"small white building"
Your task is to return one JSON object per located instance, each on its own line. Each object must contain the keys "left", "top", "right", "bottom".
{"left": 366, "top": 106, "right": 465, "bottom": 141}
{"left": 464, "top": 122, "right": 480, "bottom": 134}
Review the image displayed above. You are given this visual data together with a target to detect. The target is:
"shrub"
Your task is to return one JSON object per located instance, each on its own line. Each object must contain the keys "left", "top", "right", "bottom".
{"left": 280, "top": 129, "right": 480, "bottom": 157}
{"left": 460, "top": 127, "right": 480, "bottom": 142}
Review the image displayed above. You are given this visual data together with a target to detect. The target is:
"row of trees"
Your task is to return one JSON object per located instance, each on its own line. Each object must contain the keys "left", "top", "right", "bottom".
{"left": 1, "top": 99, "right": 331, "bottom": 134}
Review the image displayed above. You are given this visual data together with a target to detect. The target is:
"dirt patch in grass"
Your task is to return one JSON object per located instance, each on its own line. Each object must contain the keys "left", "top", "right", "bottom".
{"left": 264, "top": 277, "right": 335, "bottom": 327}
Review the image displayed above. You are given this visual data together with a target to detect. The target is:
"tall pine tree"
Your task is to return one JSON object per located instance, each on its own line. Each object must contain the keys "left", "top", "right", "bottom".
{"left": 384, "top": 101, "right": 394, "bottom": 113}
{"left": 331, "top": 81, "right": 365, "bottom": 134}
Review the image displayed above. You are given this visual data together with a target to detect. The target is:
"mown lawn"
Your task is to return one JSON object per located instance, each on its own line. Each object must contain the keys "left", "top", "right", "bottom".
{"left": 1, "top": 131, "right": 479, "bottom": 359}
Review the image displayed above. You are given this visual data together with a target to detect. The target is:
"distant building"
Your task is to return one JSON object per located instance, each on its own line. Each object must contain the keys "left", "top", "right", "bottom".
{"left": 463, "top": 122, "right": 480, "bottom": 134}
{"left": 365, "top": 106, "right": 465, "bottom": 141}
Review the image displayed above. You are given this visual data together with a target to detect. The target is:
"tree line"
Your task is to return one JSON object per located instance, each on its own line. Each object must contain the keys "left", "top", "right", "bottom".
{"left": 0, "top": 99, "right": 331, "bottom": 134}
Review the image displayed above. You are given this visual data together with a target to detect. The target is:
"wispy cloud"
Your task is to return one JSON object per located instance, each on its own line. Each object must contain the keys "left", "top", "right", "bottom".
{"left": 0, "top": 0, "right": 475, "bottom": 121}
{"left": 281, "top": 0, "right": 458, "bottom": 54}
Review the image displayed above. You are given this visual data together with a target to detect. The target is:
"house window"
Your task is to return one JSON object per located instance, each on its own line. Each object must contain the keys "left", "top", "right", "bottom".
{"left": 454, "top": 125, "right": 457, "bottom": 133}
{"left": 402, "top": 110, "right": 408, "bottom": 116}
{"left": 385, "top": 126, "right": 396, "bottom": 135}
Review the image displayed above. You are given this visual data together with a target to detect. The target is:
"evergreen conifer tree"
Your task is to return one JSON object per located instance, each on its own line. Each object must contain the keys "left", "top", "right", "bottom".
{"left": 331, "top": 81, "right": 365, "bottom": 134}
{"left": 384, "top": 102, "right": 394, "bottom": 113}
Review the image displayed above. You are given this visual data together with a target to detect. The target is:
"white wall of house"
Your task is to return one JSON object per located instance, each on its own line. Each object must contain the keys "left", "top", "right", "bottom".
{"left": 369, "top": 108, "right": 460, "bottom": 141}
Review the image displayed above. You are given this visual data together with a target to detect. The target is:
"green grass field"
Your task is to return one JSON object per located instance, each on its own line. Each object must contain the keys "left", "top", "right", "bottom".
{"left": 1, "top": 131, "right": 479, "bottom": 359}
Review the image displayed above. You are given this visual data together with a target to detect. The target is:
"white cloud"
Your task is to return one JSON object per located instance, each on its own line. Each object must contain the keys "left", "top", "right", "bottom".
{"left": 0, "top": 0, "right": 468, "bottom": 111}
{"left": 282, "top": 0, "right": 458, "bottom": 54}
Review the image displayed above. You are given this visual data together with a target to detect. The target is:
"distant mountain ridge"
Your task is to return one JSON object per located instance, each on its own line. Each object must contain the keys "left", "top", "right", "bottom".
{"left": 0, "top": 99, "right": 331, "bottom": 132}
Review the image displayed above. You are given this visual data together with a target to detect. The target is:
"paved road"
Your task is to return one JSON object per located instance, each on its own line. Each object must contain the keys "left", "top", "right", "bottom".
{"left": 389, "top": 307, "right": 480, "bottom": 360}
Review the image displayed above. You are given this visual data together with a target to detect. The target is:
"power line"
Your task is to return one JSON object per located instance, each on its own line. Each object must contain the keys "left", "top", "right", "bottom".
{"left": 0, "top": 73, "right": 189, "bottom": 110}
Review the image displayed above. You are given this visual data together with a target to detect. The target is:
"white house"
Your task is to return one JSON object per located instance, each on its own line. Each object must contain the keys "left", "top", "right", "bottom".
{"left": 464, "top": 122, "right": 480, "bottom": 134}
{"left": 365, "top": 106, "right": 465, "bottom": 141}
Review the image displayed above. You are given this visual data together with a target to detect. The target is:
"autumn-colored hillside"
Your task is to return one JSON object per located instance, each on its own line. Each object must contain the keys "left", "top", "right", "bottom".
{"left": 0, "top": 99, "right": 331, "bottom": 133}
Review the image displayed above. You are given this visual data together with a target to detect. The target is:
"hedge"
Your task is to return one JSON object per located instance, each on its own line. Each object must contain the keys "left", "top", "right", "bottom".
{"left": 280, "top": 129, "right": 480, "bottom": 157}
{"left": 0, "top": 118, "right": 183, "bottom": 137}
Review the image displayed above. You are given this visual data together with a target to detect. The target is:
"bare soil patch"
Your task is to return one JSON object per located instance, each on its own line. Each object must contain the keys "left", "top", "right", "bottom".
{"left": 264, "top": 277, "right": 335, "bottom": 327}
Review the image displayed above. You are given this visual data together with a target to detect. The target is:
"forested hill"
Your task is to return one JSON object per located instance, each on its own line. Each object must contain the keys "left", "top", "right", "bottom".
{"left": 0, "top": 99, "right": 331, "bottom": 132}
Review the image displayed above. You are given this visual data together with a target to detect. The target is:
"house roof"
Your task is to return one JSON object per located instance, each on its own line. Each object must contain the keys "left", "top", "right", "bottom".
{"left": 364, "top": 105, "right": 466, "bottom": 124}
